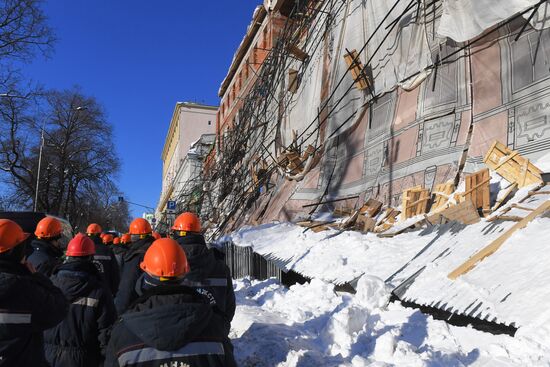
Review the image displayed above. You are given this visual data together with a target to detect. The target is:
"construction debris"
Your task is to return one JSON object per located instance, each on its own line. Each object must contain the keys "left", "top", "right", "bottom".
{"left": 448, "top": 199, "right": 550, "bottom": 280}
{"left": 427, "top": 199, "right": 480, "bottom": 226}
{"left": 401, "top": 186, "right": 430, "bottom": 220}
{"left": 484, "top": 141, "right": 543, "bottom": 188}
{"left": 374, "top": 207, "right": 400, "bottom": 233}
{"left": 429, "top": 181, "right": 455, "bottom": 213}
{"left": 343, "top": 49, "right": 370, "bottom": 90}
{"left": 462, "top": 168, "right": 490, "bottom": 214}
{"left": 359, "top": 198, "right": 382, "bottom": 217}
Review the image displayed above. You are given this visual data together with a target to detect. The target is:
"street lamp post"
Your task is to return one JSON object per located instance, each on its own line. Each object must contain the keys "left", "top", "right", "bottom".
{"left": 33, "top": 119, "right": 46, "bottom": 211}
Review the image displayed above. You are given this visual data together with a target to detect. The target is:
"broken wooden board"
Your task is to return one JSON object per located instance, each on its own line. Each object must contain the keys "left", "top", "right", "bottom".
{"left": 288, "top": 68, "right": 299, "bottom": 93}
{"left": 343, "top": 49, "right": 370, "bottom": 90}
{"left": 462, "top": 168, "right": 490, "bottom": 213}
{"left": 401, "top": 186, "right": 430, "bottom": 220}
{"left": 354, "top": 214, "right": 376, "bottom": 233}
{"left": 287, "top": 44, "right": 309, "bottom": 62}
{"left": 340, "top": 210, "right": 361, "bottom": 229}
{"left": 359, "top": 198, "right": 382, "bottom": 217}
{"left": 427, "top": 199, "right": 480, "bottom": 225}
{"left": 374, "top": 207, "right": 400, "bottom": 230}
{"left": 488, "top": 183, "right": 549, "bottom": 221}
{"left": 377, "top": 215, "right": 429, "bottom": 238}
{"left": 448, "top": 199, "right": 550, "bottom": 280}
{"left": 429, "top": 181, "right": 455, "bottom": 213}
{"left": 491, "top": 182, "right": 518, "bottom": 212}
{"left": 333, "top": 207, "right": 354, "bottom": 217}
{"left": 296, "top": 220, "right": 332, "bottom": 233}
{"left": 484, "top": 141, "right": 543, "bottom": 188}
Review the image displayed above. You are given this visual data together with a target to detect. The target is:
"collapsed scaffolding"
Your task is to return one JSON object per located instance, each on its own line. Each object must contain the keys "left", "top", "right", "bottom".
{"left": 162, "top": 0, "right": 550, "bottom": 243}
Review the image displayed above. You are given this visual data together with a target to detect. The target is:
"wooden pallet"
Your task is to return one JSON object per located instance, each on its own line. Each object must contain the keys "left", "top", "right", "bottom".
{"left": 359, "top": 198, "right": 382, "bottom": 217}
{"left": 484, "top": 141, "right": 543, "bottom": 188}
{"left": 461, "top": 168, "right": 490, "bottom": 213}
{"left": 426, "top": 199, "right": 480, "bottom": 225}
{"left": 343, "top": 49, "right": 370, "bottom": 90}
{"left": 401, "top": 186, "right": 430, "bottom": 220}
{"left": 448, "top": 199, "right": 550, "bottom": 280}
{"left": 429, "top": 181, "right": 455, "bottom": 213}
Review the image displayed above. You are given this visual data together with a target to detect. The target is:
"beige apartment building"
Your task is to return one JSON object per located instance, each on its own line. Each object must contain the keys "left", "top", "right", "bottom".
{"left": 156, "top": 102, "right": 217, "bottom": 226}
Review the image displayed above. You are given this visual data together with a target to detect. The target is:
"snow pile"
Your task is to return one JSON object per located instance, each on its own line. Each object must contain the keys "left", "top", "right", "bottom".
{"left": 229, "top": 222, "right": 438, "bottom": 284}
{"left": 231, "top": 277, "right": 550, "bottom": 366}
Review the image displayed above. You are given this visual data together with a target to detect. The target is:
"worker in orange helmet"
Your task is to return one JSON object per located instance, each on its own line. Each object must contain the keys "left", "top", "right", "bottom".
{"left": 102, "top": 234, "right": 114, "bottom": 246}
{"left": 114, "top": 218, "right": 155, "bottom": 314}
{"left": 86, "top": 223, "right": 119, "bottom": 296}
{"left": 113, "top": 237, "right": 120, "bottom": 245}
{"left": 120, "top": 233, "right": 131, "bottom": 245}
{"left": 112, "top": 234, "right": 130, "bottom": 269}
{"left": 0, "top": 219, "right": 68, "bottom": 366}
{"left": 27, "top": 216, "right": 65, "bottom": 276}
{"left": 106, "top": 238, "right": 236, "bottom": 367}
{"left": 171, "top": 212, "right": 235, "bottom": 336}
{"left": 44, "top": 233, "right": 117, "bottom": 367}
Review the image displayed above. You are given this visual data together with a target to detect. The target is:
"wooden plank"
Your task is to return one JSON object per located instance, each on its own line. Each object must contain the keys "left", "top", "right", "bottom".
{"left": 448, "top": 200, "right": 550, "bottom": 280}
{"left": 430, "top": 182, "right": 455, "bottom": 213}
{"left": 483, "top": 140, "right": 543, "bottom": 188}
{"left": 463, "top": 169, "right": 490, "bottom": 211}
{"left": 491, "top": 183, "right": 517, "bottom": 212}
{"left": 287, "top": 44, "right": 309, "bottom": 62}
{"left": 354, "top": 214, "right": 376, "bottom": 233}
{"left": 360, "top": 198, "right": 382, "bottom": 217}
{"left": 439, "top": 200, "right": 480, "bottom": 225}
{"left": 343, "top": 49, "right": 370, "bottom": 90}
{"left": 288, "top": 68, "right": 299, "bottom": 93}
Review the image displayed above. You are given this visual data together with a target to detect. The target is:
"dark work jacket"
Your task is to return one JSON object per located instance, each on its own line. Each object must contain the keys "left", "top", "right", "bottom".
{"left": 91, "top": 236, "right": 120, "bottom": 297}
{"left": 111, "top": 244, "right": 128, "bottom": 269}
{"left": 45, "top": 260, "right": 117, "bottom": 367}
{"left": 105, "top": 285, "right": 236, "bottom": 367}
{"left": 0, "top": 260, "right": 69, "bottom": 367}
{"left": 27, "top": 239, "right": 64, "bottom": 277}
{"left": 175, "top": 234, "right": 236, "bottom": 335}
{"left": 114, "top": 237, "right": 153, "bottom": 314}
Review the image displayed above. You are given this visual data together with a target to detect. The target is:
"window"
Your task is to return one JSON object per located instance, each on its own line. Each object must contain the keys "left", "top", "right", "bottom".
{"left": 208, "top": 120, "right": 212, "bottom": 125}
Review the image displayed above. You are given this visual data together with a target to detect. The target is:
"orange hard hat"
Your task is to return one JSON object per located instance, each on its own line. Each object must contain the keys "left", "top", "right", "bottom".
{"left": 120, "top": 233, "right": 131, "bottom": 244}
{"left": 34, "top": 217, "right": 62, "bottom": 239}
{"left": 113, "top": 237, "right": 120, "bottom": 245}
{"left": 129, "top": 218, "right": 152, "bottom": 235}
{"left": 66, "top": 233, "right": 95, "bottom": 257}
{"left": 86, "top": 223, "right": 102, "bottom": 235}
{"left": 152, "top": 231, "right": 161, "bottom": 240}
{"left": 172, "top": 212, "right": 201, "bottom": 233}
{"left": 0, "top": 219, "right": 29, "bottom": 253}
{"left": 140, "top": 238, "right": 189, "bottom": 278}
{"left": 102, "top": 234, "right": 114, "bottom": 244}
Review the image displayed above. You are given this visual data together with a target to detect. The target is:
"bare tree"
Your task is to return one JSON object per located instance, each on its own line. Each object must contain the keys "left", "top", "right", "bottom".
{"left": 0, "top": 0, "right": 55, "bottom": 62}
{"left": 0, "top": 86, "right": 128, "bottom": 232}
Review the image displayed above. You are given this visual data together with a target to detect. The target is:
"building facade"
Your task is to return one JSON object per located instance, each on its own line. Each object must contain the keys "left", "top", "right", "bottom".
{"left": 156, "top": 102, "right": 217, "bottom": 228}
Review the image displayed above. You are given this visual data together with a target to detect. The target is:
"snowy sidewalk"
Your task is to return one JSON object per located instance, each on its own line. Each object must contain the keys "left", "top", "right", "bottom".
{"left": 230, "top": 277, "right": 550, "bottom": 366}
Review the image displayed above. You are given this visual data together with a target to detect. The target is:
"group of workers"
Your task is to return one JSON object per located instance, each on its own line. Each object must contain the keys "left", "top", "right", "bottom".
{"left": 0, "top": 212, "right": 236, "bottom": 366}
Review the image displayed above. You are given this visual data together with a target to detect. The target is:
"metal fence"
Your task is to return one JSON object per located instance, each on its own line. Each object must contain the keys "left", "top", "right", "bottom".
{"left": 221, "top": 241, "right": 283, "bottom": 282}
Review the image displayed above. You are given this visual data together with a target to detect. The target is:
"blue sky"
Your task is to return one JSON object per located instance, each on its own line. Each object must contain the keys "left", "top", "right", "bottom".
{"left": 20, "top": 0, "right": 260, "bottom": 217}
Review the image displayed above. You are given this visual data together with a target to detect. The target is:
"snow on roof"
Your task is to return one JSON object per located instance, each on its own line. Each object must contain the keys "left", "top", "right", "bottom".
{"left": 228, "top": 222, "right": 440, "bottom": 286}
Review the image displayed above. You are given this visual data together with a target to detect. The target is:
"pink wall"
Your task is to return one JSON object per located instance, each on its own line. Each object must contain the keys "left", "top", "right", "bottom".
{"left": 178, "top": 105, "right": 217, "bottom": 159}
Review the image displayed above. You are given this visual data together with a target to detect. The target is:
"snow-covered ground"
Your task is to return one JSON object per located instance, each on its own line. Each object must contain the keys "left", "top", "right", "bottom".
{"left": 230, "top": 276, "right": 550, "bottom": 366}
{"left": 226, "top": 153, "right": 550, "bottom": 366}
